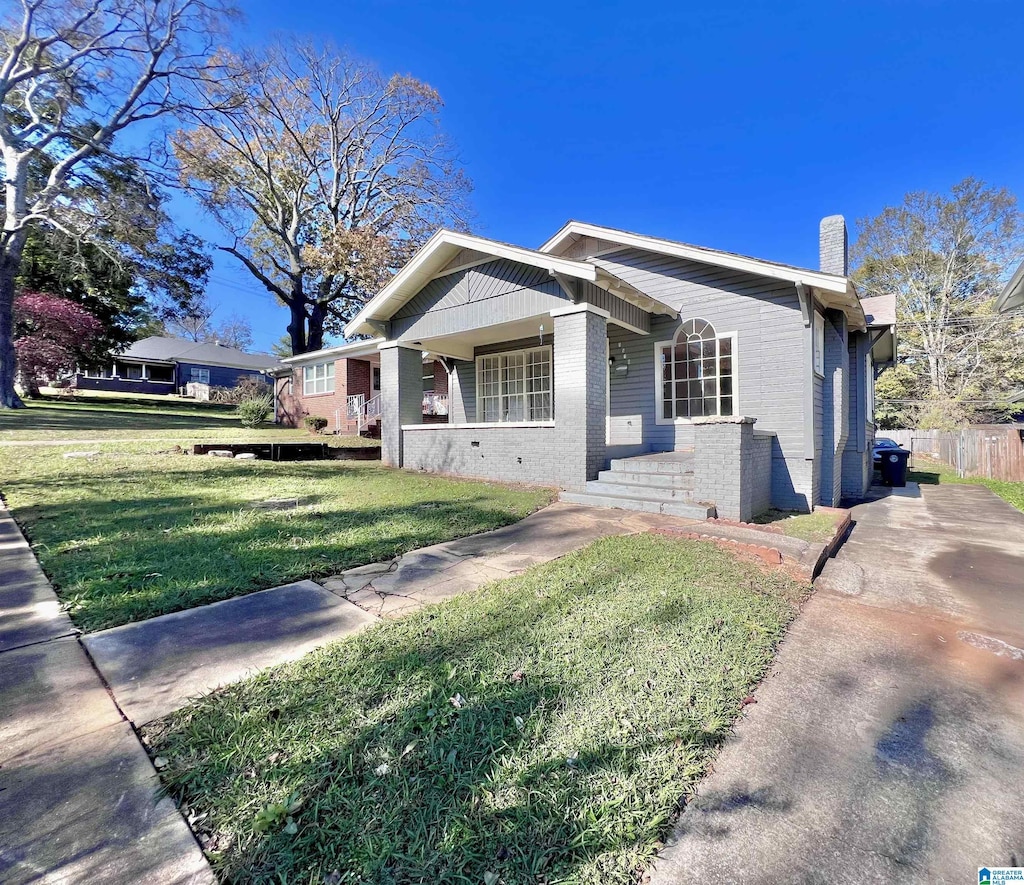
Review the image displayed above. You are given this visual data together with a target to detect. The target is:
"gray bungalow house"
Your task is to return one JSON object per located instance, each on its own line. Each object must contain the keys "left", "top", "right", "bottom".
{"left": 345, "top": 217, "right": 896, "bottom": 521}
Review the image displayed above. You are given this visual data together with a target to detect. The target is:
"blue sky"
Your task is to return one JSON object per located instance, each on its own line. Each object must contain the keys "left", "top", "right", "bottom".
{"left": 193, "top": 0, "right": 1024, "bottom": 351}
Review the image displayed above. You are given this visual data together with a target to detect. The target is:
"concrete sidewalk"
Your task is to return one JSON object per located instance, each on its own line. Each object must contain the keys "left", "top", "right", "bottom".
{"left": 650, "top": 482, "right": 1024, "bottom": 884}
{"left": 84, "top": 580, "right": 377, "bottom": 725}
{"left": 0, "top": 503, "right": 213, "bottom": 885}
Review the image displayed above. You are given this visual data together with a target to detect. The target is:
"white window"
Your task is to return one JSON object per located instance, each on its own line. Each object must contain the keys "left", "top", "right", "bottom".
{"left": 190, "top": 367, "right": 211, "bottom": 384}
{"left": 656, "top": 319, "right": 736, "bottom": 422}
{"left": 813, "top": 312, "right": 825, "bottom": 376}
{"left": 476, "top": 346, "right": 551, "bottom": 423}
{"left": 303, "top": 361, "right": 335, "bottom": 395}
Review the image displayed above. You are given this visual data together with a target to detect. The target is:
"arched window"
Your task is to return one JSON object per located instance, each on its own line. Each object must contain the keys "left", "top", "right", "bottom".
{"left": 657, "top": 319, "right": 735, "bottom": 420}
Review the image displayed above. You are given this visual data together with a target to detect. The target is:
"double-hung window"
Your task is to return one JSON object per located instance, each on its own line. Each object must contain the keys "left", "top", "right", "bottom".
{"left": 657, "top": 319, "right": 736, "bottom": 421}
{"left": 189, "top": 367, "right": 210, "bottom": 384}
{"left": 476, "top": 346, "right": 551, "bottom": 423}
{"left": 303, "top": 361, "right": 335, "bottom": 395}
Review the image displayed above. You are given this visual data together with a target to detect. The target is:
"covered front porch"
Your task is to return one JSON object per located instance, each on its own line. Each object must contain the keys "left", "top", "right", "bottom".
{"left": 378, "top": 303, "right": 612, "bottom": 493}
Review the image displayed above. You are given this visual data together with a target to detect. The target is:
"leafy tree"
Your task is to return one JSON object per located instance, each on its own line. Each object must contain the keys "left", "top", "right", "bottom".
{"left": 873, "top": 364, "right": 920, "bottom": 429}
{"left": 270, "top": 333, "right": 293, "bottom": 359}
{"left": 13, "top": 291, "right": 102, "bottom": 396}
{"left": 174, "top": 39, "right": 471, "bottom": 356}
{"left": 0, "top": 0, "right": 231, "bottom": 408}
{"left": 853, "top": 178, "right": 1024, "bottom": 422}
{"left": 17, "top": 218, "right": 212, "bottom": 360}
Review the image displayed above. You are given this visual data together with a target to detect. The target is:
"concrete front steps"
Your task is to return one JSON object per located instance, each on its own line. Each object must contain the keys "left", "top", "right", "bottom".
{"left": 560, "top": 452, "right": 716, "bottom": 519}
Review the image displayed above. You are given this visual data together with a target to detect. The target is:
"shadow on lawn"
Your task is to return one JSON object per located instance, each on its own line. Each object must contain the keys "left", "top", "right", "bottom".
{"left": 0, "top": 401, "right": 238, "bottom": 434}
{"left": 154, "top": 585, "right": 735, "bottom": 885}
{"left": 7, "top": 461, "right": 541, "bottom": 630}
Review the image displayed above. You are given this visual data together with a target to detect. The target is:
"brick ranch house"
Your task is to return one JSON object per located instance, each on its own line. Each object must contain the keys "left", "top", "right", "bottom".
{"left": 318, "top": 217, "right": 895, "bottom": 522}
{"left": 273, "top": 341, "right": 449, "bottom": 436}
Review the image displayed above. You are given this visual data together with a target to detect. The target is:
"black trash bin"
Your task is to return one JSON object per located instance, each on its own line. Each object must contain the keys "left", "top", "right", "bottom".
{"left": 880, "top": 448, "right": 910, "bottom": 487}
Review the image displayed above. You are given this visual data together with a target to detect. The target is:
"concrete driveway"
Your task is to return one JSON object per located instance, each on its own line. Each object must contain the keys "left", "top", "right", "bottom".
{"left": 650, "top": 481, "right": 1024, "bottom": 884}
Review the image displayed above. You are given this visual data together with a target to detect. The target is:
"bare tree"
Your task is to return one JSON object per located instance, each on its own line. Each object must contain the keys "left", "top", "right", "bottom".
{"left": 0, "top": 0, "right": 231, "bottom": 407}
{"left": 174, "top": 39, "right": 471, "bottom": 356}
{"left": 853, "top": 178, "right": 1024, "bottom": 412}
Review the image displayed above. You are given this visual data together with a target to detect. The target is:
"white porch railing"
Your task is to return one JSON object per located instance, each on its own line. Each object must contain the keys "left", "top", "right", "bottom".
{"left": 340, "top": 393, "right": 383, "bottom": 434}
{"left": 423, "top": 392, "right": 449, "bottom": 416}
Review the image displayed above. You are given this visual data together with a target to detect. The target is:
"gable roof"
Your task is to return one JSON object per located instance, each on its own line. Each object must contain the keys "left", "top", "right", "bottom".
{"left": 118, "top": 336, "right": 282, "bottom": 372}
{"left": 346, "top": 221, "right": 871, "bottom": 340}
{"left": 344, "top": 229, "right": 676, "bottom": 339}
{"left": 860, "top": 294, "right": 896, "bottom": 327}
{"left": 540, "top": 220, "right": 867, "bottom": 329}
{"left": 540, "top": 221, "right": 849, "bottom": 293}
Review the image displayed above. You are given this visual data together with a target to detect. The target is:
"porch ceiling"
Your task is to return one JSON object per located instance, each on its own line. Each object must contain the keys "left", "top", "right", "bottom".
{"left": 405, "top": 317, "right": 554, "bottom": 361}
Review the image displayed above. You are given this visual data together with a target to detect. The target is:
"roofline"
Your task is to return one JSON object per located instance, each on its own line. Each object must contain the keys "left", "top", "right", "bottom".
{"left": 539, "top": 220, "right": 852, "bottom": 296}
{"left": 344, "top": 230, "right": 600, "bottom": 339}
{"left": 996, "top": 260, "right": 1024, "bottom": 313}
{"left": 115, "top": 354, "right": 279, "bottom": 371}
{"left": 280, "top": 338, "right": 385, "bottom": 365}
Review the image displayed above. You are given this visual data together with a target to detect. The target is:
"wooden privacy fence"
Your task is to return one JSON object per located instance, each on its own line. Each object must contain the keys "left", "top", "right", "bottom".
{"left": 885, "top": 425, "right": 1024, "bottom": 482}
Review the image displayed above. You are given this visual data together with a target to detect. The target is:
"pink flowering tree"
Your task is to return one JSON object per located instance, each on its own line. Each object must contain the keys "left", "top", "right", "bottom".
{"left": 13, "top": 293, "right": 104, "bottom": 397}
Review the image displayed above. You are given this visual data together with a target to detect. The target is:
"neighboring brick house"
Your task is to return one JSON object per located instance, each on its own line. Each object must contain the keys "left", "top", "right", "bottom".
{"left": 342, "top": 218, "right": 896, "bottom": 520}
{"left": 274, "top": 339, "right": 448, "bottom": 435}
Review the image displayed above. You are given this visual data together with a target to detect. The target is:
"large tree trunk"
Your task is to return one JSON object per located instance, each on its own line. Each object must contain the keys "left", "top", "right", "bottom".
{"left": 286, "top": 294, "right": 308, "bottom": 356}
{"left": 0, "top": 240, "right": 25, "bottom": 409}
{"left": 307, "top": 301, "right": 327, "bottom": 353}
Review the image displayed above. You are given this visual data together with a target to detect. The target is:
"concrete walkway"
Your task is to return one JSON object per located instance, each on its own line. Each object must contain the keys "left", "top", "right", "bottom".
{"left": 650, "top": 482, "right": 1024, "bottom": 884}
{"left": 0, "top": 503, "right": 213, "bottom": 884}
{"left": 321, "top": 501, "right": 679, "bottom": 617}
{"left": 84, "top": 502, "right": 694, "bottom": 726}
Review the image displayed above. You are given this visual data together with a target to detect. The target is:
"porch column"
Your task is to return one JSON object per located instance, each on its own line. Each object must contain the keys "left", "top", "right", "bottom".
{"left": 552, "top": 304, "right": 608, "bottom": 491}
{"left": 379, "top": 343, "right": 423, "bottom": 468}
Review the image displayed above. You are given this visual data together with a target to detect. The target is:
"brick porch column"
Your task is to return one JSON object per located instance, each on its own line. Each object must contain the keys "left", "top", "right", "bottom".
{"left": 552, "top": 304, "right": 608, "bottom": 491}
{"left": 379, "top": 343, "right": 423, "bottom": 468}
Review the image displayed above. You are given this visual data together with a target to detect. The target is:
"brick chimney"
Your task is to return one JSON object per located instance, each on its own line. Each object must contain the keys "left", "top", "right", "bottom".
{"left": 819, "top": 215, "right": 848, "bottom": 276}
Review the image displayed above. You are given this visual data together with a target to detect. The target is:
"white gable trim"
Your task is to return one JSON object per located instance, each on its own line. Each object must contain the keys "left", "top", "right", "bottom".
{"left": 540, "top": 221, "right": 851, "bottom": 296}
{"left": 344, "top": 230, "right": 600, "bottom": 339}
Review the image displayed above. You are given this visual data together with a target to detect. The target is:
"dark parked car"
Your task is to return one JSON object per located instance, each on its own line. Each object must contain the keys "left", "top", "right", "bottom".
{"left": 872, "top": 436, "right": 902, "bottom": 467}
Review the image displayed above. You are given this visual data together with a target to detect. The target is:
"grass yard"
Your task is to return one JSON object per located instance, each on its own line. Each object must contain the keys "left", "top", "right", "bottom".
{"left": 0, "top": 443, "right": 551, "bottom": 631}
{"left": 908, "top": 456, "right": 1024, "bottom": 512}
{"left": 0, "top": 394, "right": 381, "bottom": 445}
{"left": 146, "top": 533, "right": 809, "bottom": 885}
{"left": 752, "top": 508, "right": 846, "bottom": 543}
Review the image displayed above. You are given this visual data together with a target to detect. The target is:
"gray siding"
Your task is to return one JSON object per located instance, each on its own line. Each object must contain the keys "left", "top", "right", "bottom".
{"left": 595, "top": 247, "right": 813, "bottom": 509}
{"left": 842, "top": 332, "right": 873, "bottom": 499}
{"left": 819, "top": 311, "right": 849, "bottom": 506}
{"left": 577, "top": 280, "right": 650, "bottom": 333}
{"left": 390, "top": 258, "right": 568, "bottom": 340}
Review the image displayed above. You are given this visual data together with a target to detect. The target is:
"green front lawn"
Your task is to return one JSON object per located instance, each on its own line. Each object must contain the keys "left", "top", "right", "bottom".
{"left": 909, "top": 457, "right": 1024, "bottom": 512}
{"left": 0, "top": 394, "right": 378, "bottom": 444}
{"left": 752, "top": 508, "right": 846, "bottom": 543}
{"left": 0, "top": 444, "right": 551, "bottom": 631}
{"left": 147, "top": 534, "right": 808, "bottom": 885}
